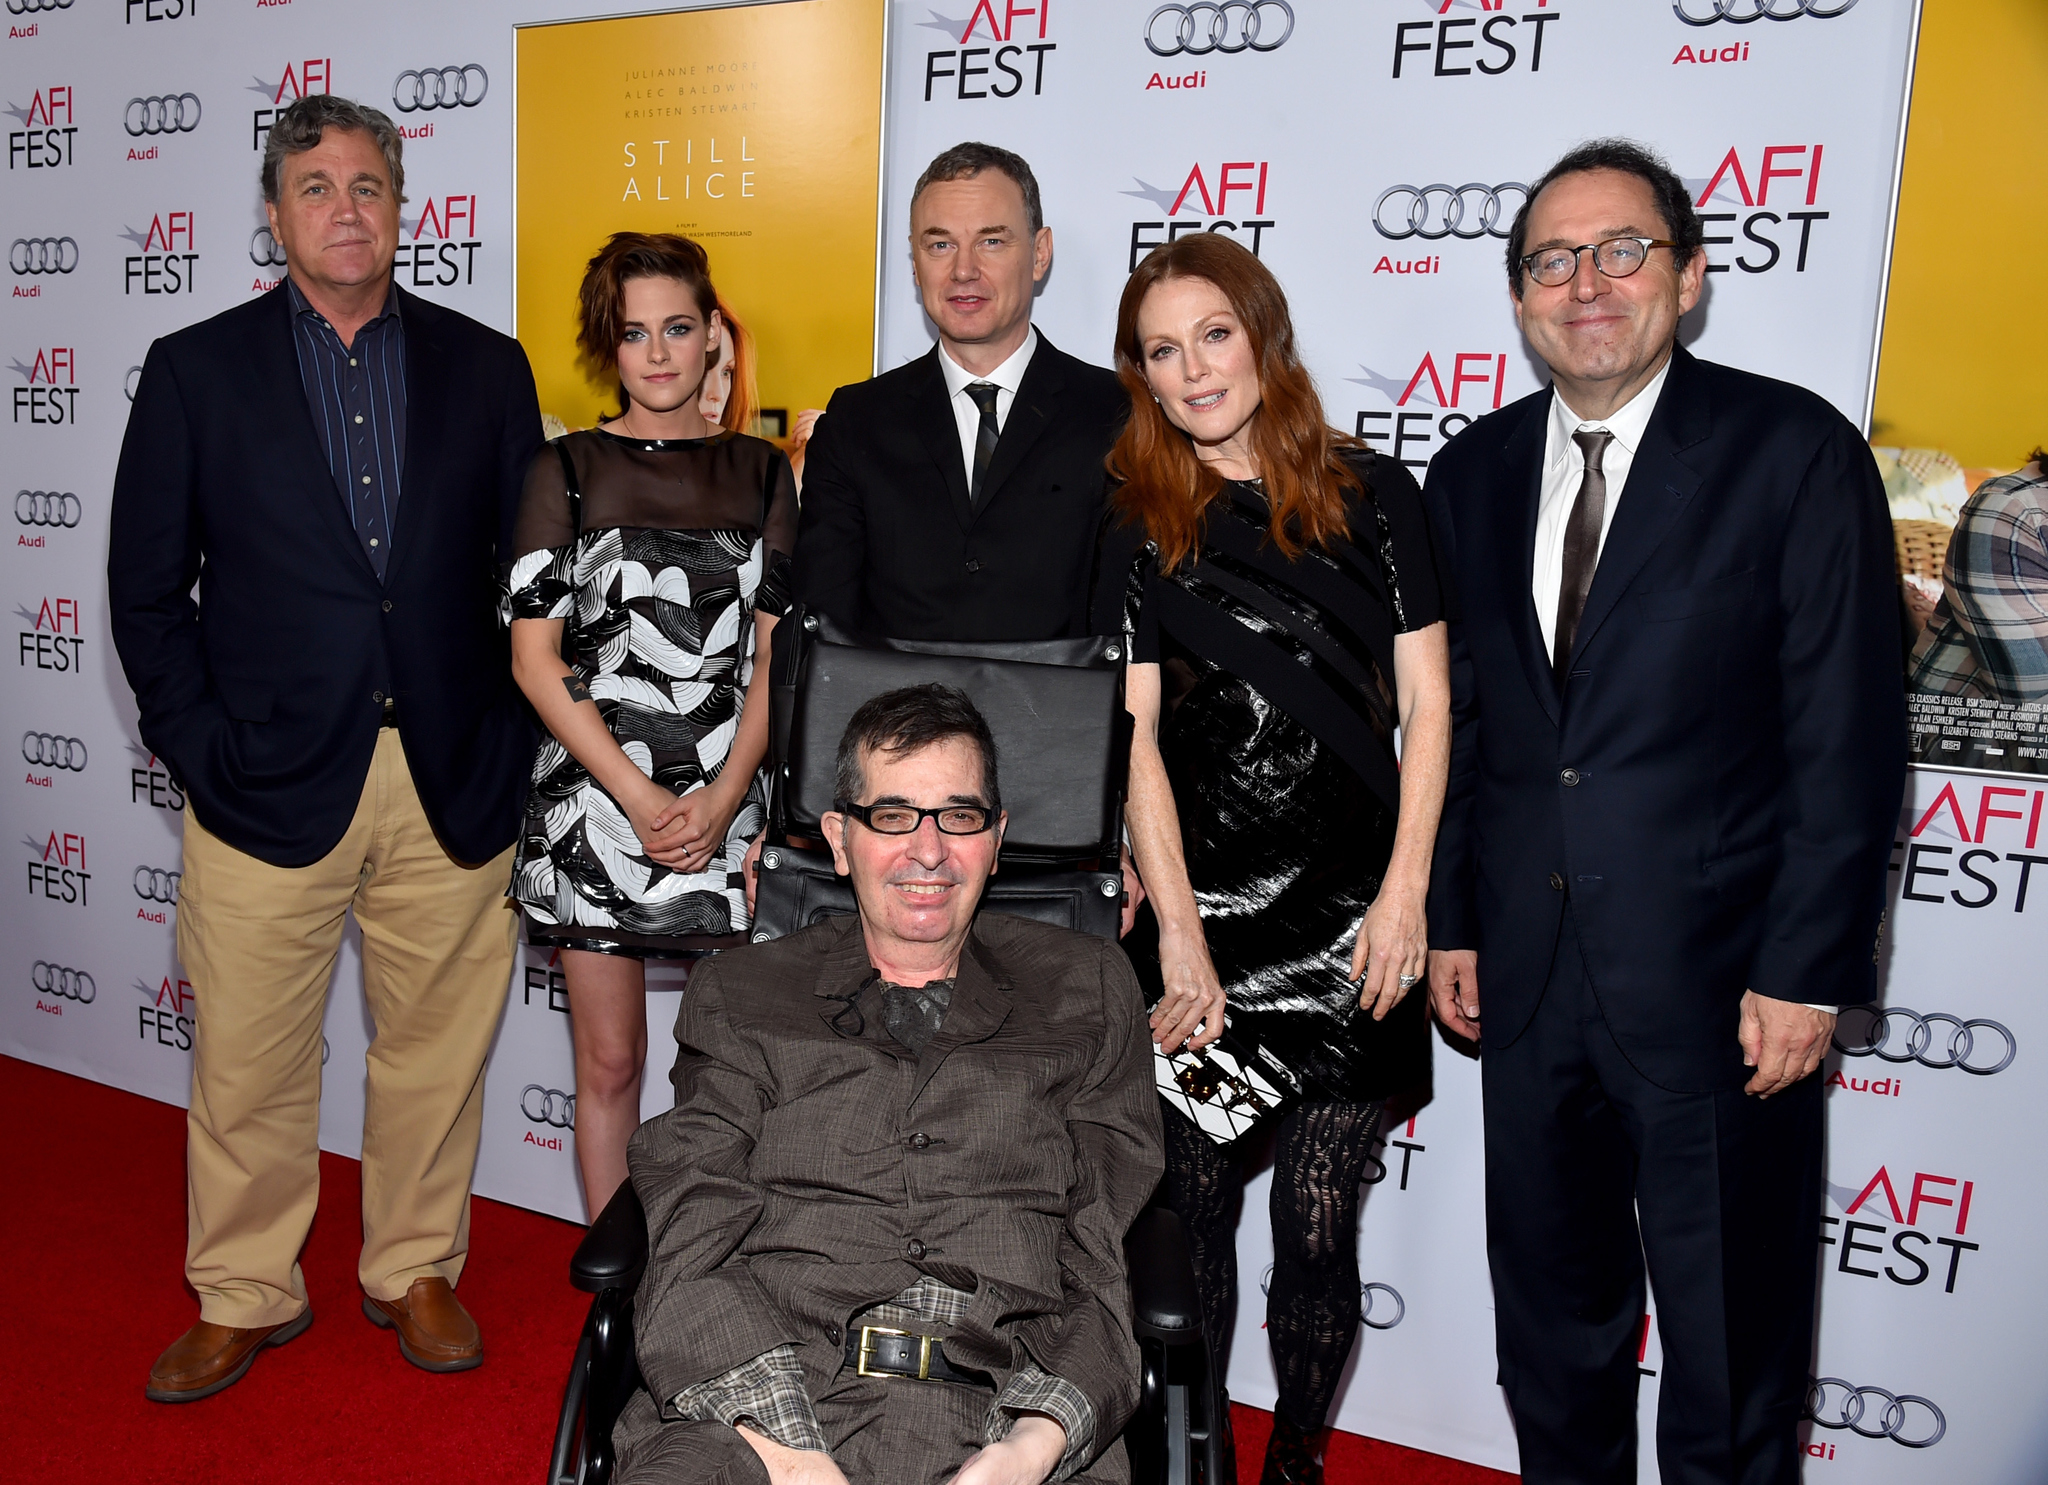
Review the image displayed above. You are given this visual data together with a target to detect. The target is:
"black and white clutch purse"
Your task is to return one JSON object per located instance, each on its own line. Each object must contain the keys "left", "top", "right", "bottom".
{"left": 1152, "top": 1015, "right": 1303, "bottom": 1145}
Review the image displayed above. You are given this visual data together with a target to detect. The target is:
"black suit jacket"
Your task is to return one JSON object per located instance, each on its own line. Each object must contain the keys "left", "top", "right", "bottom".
{"left": 1426, "top": 347, "right": 1906, "bottom": 1090}
{"left": 791, "top": 336, "right": 1127, "bottom": 641}
{"left": 108, "top": 282, "right": 543, "bottom": 868}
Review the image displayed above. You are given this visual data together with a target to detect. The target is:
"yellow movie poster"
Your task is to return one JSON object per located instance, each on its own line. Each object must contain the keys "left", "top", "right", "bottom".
{"left": 514, "top": 0, "right": 886, "bottom": 433}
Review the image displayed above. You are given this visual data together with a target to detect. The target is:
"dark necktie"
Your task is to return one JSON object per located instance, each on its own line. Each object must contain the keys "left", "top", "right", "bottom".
{"left": 881, "top": 978, "right": 954, "bottom": 1055}
{"left": 1552, "top": 428, "right": 1614, "bottom": 686}
{"left": 964, "top": 382, "right": 1002, "bottom": 504}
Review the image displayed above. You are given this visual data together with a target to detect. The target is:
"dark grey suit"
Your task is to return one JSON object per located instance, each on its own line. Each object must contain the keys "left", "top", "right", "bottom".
{"left": 614, "top": 912, "right": 1165, "bottom": 1484}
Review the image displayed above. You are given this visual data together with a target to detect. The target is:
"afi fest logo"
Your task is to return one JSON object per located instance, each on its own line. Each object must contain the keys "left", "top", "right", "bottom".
{"left": 391, "top": 65, "right": 486, "bottom": 139}
{"left": 1122, "top": 159, "right": 1276, "bottom": 271}
{"left": 124, "top": 0, "right": 193, "bottom": 21}
{"left": 1894, "top": 777, "right": 2048, "bottom": 915}
{"left": 16, "top": 594, "right": 82, "bottom": 673}
{"left": 1393, "top": 1, "right": 1560, "bottom": 81}
{"left": 1676, "top": 0, "right": 1858, "bottom": 24}
{"left": 1824, "top": 1162, "right": 1982, "bottom": 1297}
{"left": 130, "top": 740, "right": 185, "bottom": 812}
{"left": 12, "top": 236, "right": 79, "bottom": 301}
{"left": 24, "top": 828, "right": 88, "bottom": 906}
{"left": 1690, "top": 143, "right": 1829, "bottom": 275}
{"left": 397, "top": 195, "right": 481, "bottom": 288}
{"left": 1349, "top": 351, "right": 1512, "bottom": 469}
{"left": 136, "top": 974, "right": 194, "bottom": 1052}
{"left": 919, "top": 2, "right": 1056, "bottom": 102}
{"left": 120, "top": 213, "right": 197, "bottom": 297}
{"left": 6, "top": 84, "right": 75, "bottom": 170}
{"left": 11, "top": 345, "right": 77, "bottom": 425}
{"left": 32, "top": 959, "right": 94, "bottom": 1017}
{"left": 524, "top": 947, "right": 570, "bottom": 1013}
{"left": 249, "top": 59, "right": 330, "bottom": 151}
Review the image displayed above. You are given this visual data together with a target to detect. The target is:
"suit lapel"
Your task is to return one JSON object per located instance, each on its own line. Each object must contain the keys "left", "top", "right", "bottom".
{"left": 384, "top": 287, "right": 442, "bottom": 589}
{"left": 1565, "top": 348, "right": 1709, "bottom": 672}
{"left": 259, "top": 283, "right": 380, "bottom": 583}
{"left": 907, "top": 928, "right": 1012, "bottom": 1106}
{"left": 1495, "top": 398, "right": 1559, "bottom": 725}
{"left": 906, "top": 347, "right": 976, "bottom": 530}
{"left": 970, "top": 337, "right": 1066, "bottom": 524}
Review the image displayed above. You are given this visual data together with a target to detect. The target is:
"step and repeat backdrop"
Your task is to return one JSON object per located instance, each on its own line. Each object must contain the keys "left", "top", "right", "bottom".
{"left": 8, "top": 2, "right": 2042, "bottom": 1481}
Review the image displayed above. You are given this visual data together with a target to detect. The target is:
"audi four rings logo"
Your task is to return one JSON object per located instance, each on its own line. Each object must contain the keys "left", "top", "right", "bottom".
{"left": 521, "top": 1084, "right": 575, "bottom": 1127}
{"left": 7, "top": 0, "right": 74, "bottom": 12}
{"left": 1804, "top": 1378, "right": 1944, "bottom": 1448}
{"left": 1675, "top": 0, "right": 1858, "bottom": 22}
{"left": 17, "top": 491, "right": 81, "bottom": 528}
{"left": 133, "top": 866, "right": 181, "bottom": 903}
{"left": 1258, "top": 1264, "right": 1404, "bottom": 1329}
{"left": 22, "top": 732, "right": 85, "bottom": 770}
{"left": 124, "top": 94, "right": 201, "bottom": 137}
{"left": 1375, "top": 183, "right": 1530, "bottom": 241}
{"left": 10, "top": 238, "right": 78, "bottom": 275}
{"left": 32, "top": 961, "right": 94, "bottom": 1002}
{"left": 393, "top": 65, "right": 488, "bottom": 112}
{"left": 249, "top": 227, "right": 287, "bottom": 268}
{"left": 1145, "top": 1, "right": 1293, "bottom": 57}
{"left": 1834, "top": 1004, "right": 2016, "bottom": 1075}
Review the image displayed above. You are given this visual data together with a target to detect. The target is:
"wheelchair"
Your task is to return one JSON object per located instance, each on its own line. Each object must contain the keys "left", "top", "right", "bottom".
{"left": 550, "top": 610, "right": 1230, "bottom": 1485}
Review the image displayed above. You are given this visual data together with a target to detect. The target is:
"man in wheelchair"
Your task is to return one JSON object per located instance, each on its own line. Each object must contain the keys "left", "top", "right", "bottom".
{"left": 612, "top": 685, "right": 1165, "bottom": 1485}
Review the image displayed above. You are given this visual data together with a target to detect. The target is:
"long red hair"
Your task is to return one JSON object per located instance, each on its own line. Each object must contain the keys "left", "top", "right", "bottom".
{"left": 1107, "top": 234, "right": 1360, "bottom": 571}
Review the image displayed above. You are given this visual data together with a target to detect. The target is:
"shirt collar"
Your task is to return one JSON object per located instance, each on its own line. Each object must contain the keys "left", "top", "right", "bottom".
{"left": 1546, "top": 354, "right": 1672, "bottom": 468}
{"left": 938, "top": 325, "right": 1038, "bottom": 401}
{"left": 285, "top": 274, "right": 401, "bottom": 331}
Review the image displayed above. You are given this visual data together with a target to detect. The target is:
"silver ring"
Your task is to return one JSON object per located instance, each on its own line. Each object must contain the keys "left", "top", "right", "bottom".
{"left": 1398, "top": 973, "right": 1420, "bottom": 989}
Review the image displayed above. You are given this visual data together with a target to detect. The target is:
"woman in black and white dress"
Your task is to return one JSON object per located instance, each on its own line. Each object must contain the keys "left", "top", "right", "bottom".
{"left": 507, "top": 233, "right": 794, "bottom": 1212}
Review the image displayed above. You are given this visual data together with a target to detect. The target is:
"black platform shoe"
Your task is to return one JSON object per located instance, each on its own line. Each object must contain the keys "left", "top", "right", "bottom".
{"left": 1258, "top": 1413, "right": 1325, "bottom": 1485}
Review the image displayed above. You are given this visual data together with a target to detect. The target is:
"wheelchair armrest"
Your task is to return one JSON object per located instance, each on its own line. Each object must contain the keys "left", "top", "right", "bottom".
{"left": 1126, "top": 1204, "right": 1204, "bottom": 1343}
{"left": 572, "top": 1181, "right": 649, "bottom": 1295}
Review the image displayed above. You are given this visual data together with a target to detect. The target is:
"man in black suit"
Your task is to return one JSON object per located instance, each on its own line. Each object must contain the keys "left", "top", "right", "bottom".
{"left": 790, "top": 141, "right": 1127, "bottom": 642}
{"left": 109, "top": 95, "right": 541, "bottom": 1401}
{"left": 1424, "top": 139, "right": 1905, "bottom": 1484}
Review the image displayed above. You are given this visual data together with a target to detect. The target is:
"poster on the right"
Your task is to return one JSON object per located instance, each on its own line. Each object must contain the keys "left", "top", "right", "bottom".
{"left": 1890, "top": 448, "right": 2048, "bottom": 778}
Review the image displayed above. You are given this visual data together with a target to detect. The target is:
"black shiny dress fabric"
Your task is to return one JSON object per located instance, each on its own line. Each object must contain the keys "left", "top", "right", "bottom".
{"left": 1095, "top": 451, "right": 1441, "bottom": 1105}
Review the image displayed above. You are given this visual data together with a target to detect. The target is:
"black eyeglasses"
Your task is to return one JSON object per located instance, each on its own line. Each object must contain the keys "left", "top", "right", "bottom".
{"left": 834, "top": 800, "right": 997, "bottom": 835}
{"left": 1519, "top": 236, "right": 1679, "bottom": 288}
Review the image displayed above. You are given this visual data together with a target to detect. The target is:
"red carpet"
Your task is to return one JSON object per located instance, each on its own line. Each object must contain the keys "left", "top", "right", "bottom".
{"left": 0, "top": 1055, "right": 1514, "bottom": 1484}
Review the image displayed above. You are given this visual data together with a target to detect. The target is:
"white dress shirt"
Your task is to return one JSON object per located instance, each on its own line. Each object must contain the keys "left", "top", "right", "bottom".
{"left": 937, "top": 326, "right": 1038, "bottom": 489}
{"left": 1531, "top": 356, "right": 1672, "bottom": 658}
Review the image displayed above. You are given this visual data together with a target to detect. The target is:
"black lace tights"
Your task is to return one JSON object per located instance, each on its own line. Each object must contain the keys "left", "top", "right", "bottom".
{"left": 1160, "top": 1100, "right": 1386, "bottom": 1432}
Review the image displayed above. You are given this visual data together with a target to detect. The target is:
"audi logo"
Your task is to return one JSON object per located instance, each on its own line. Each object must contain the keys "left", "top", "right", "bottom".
{"left": 1834, "top": 1004, "right": 2016, "bottom": 1075}
{"left": 124, "top": 94, "right": 202, "bottom": 137}
{"left": 1258, "top": 1264, "right": 1403, "bottom": 1329}
{"left": 1675, "top": 0, "right": 1858, "bottom": 22}
{"left": 1145, "top": 1, "right": 1292, "bottom": 57}
{"left": 521, "top": 1084, "right": 575, "bottom": 1128}
{"left": 393, "top": 65, "right": 488, "bottom": 113}
{"left": 10, "top": 237, "right": 78, "bottom": 276}
{"left": 249, "top": 226, "right": 287, "bottom": 269}
{"left": 1804, "top": 1378, "right": 1944, "bottom": 1448}
{"left": 22, "top": 731, "right": 85, "bottom": 770}
{"left": 125, "top": 366, "right": 142, "bottom": 402}
{"left": 6, "top": 0, "right": 74, "bottom": 12}
{"left": 133, "top": 866, "right": 181, "bottom": 903}
{"left": 32, "top": 961, "right": 94, "bottom": 1003}
{"left": 16, "top": 490, "right": 80, "bottom": 528}
{"left": 1374, "top": 182, "right": 1530, "bottom": 242}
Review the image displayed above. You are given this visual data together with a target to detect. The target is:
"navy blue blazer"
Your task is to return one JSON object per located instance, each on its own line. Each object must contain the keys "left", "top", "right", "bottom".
{"left": 108, "top": 282, "right": 543, "bottom": 868}
{"left": 1425, "top": 346, "right": 1906, "bottom": 1090}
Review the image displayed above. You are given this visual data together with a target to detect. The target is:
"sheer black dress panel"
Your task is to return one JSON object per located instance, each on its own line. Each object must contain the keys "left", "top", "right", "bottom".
{"left": 504, "top": 428, "right": 796, "bottom": 958}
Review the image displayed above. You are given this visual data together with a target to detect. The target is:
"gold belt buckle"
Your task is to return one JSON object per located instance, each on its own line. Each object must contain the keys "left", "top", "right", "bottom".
{"left": 855, "top": 1324, "right": 933, "bottom": 1381}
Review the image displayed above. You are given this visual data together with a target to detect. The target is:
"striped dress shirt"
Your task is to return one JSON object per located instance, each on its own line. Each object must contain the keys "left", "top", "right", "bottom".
{"left": 285, "top": 277, "right": 408, "bottom": 580}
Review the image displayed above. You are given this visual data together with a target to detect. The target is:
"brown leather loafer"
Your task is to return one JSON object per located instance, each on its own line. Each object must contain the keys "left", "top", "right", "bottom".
{"left": 145, "top": 1308, "right": 313, "bottom": 1403}
{"left": 362, "top": 1277, "right": 482, "bottom": 1372}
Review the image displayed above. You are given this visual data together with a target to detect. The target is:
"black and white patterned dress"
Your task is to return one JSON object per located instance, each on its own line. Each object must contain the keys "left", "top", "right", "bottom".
{"left": 504, "top": 427, "right": 796, "bottom": 958}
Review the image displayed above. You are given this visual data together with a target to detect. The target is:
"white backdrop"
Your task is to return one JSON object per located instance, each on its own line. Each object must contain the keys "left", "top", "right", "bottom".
{"left": 10, "top": 2, "right": 2043, "bottom": 1480}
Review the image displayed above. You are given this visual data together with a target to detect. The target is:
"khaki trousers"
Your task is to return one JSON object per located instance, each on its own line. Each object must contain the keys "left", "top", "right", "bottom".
{"left": 175, "top": 728, "right": 519, "bottom": 1328}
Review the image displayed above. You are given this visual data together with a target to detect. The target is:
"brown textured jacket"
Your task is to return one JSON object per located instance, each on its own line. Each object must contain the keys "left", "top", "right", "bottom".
{"left": 626, "top": 911, "right": 1165, "bottom": 1464}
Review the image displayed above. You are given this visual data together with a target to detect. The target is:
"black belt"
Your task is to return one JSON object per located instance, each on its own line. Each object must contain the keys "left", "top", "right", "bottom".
{"left": 845, "top": 1325, "right": 988, "bottom": 1387}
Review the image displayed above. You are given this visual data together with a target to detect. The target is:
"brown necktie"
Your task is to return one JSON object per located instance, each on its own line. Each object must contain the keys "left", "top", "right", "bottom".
{"left": 1552, "top": 428, "right": 1613, "bottom": 686}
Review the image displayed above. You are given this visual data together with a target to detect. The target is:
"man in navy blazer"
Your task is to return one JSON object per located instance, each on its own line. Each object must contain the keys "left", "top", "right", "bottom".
{"left": 109, "top": 96, "right": 541, "bottom": 1401}
{"left": 1424, "top": 140, "right": 1904, "bottom": 1484}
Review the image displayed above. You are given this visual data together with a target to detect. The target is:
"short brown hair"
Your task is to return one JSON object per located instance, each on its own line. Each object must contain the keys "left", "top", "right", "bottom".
{"left": 575, "top": 232, "right": 718, "bottom": 375}
{"left": 260, "top": 94, "right": 405, "bottom": 206}
{"left": 910, "top": 141, "right": 1043, "bottom": 234}
{"left": 1107, "top": 233, "right": 1358, "bottom": 573}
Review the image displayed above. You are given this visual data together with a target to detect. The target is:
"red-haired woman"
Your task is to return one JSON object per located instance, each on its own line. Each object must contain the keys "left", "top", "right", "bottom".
{"left": 1094, "top": 234, "right": 1451, "bottom": 1485}
{"left": 507, "top": 233, "right": 795, "bottom": 1214}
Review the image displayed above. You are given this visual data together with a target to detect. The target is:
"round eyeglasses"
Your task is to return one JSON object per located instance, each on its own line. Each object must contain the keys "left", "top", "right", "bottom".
{"left": 835, "top": 800, "right": 997, "bottom": 835}
{"left": 1520, "top": 236, "right": 1679, "bottom": 288}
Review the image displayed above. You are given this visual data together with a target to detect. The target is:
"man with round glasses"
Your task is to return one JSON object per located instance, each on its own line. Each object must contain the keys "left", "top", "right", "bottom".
{"left": 612, "top": 684, "right": 1162, "bottom": 1485}
{"left": 1423, "top": 139, "right": 1904, "bottom": 1484}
